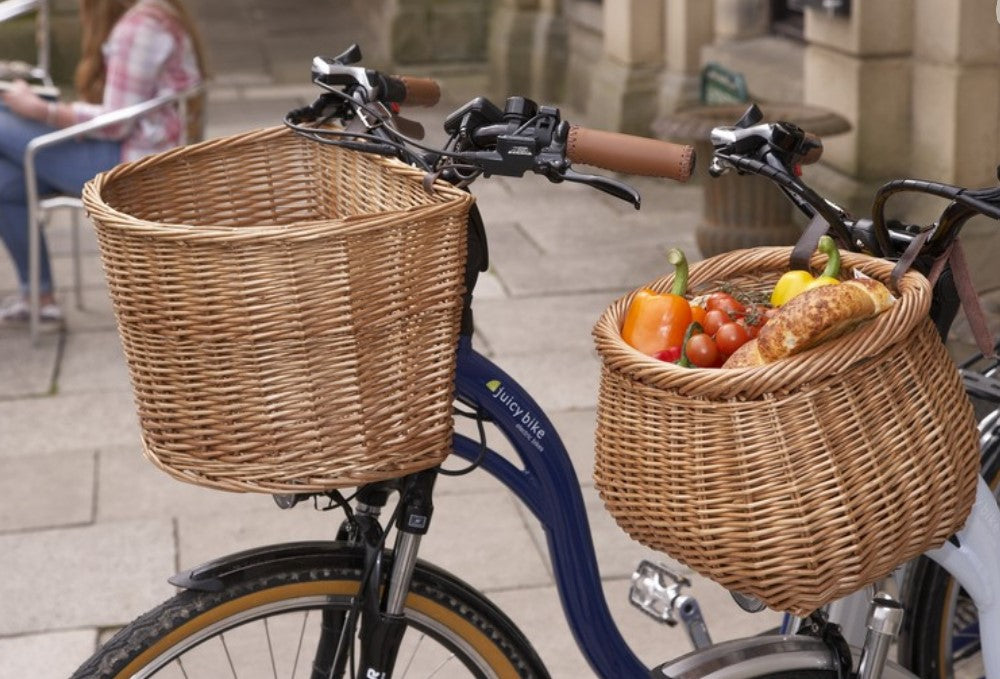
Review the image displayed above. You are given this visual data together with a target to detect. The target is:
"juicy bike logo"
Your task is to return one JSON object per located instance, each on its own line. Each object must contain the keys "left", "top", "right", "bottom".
{"left": 486, "top": 380, "right": 546, "bottom": 451}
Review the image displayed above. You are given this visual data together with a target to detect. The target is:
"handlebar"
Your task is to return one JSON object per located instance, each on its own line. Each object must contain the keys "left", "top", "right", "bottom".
{"left": 389, "top": 76, "right": 441, "bottom": 107}
{"left": 708, "top": 102, "right": 1000, "bottom": 267}
{"left": 284, "top": 45, "right": 696, "bottom": 210}
{"left": 567, "top": 125, "right": 695, "bottom": 182}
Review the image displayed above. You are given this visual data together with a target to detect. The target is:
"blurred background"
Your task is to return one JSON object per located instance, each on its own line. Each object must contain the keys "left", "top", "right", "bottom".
{"left": 5, "top": 0, "right": 999, "bottom": 287}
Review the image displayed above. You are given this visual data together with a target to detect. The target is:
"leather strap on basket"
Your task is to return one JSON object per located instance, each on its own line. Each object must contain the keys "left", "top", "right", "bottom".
{"left": 893, "top": 233, "right": 997, "bottom": 359}
{"left": 789, "top": 213, "right": 834, "bottom": 272}
{"left": 932, "top": 239, "right": 997, "bottom": 359}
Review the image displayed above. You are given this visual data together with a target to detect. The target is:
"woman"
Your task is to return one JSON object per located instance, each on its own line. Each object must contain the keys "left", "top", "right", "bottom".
{"left": 0, "top": 0, "right": 206, "bottom": 327}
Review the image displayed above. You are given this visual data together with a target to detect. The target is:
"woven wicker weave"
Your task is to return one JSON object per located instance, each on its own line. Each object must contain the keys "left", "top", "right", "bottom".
{"left": 593, "top": 247, "right": 979, "bottom": 614}
{"left": 83, "top": 126, "right": 472, "bottom": 493}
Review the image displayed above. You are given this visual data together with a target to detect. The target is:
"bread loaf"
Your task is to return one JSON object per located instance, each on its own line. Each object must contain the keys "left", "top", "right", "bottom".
{"left": 722, "top": 278, "right": 893, "bottom": 368}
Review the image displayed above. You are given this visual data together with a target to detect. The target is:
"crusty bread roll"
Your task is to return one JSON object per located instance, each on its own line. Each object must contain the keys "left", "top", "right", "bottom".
{"left": 722, "top": 278, "right": 893, "bottom": 368}
{"left": 722, "top": 338, "right": 766, "bottom": 368}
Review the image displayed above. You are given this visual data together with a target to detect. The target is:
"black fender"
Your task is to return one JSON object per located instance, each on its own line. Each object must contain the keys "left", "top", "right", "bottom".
{"left": 169, "top": 541, "right": 348, "bottom": 592}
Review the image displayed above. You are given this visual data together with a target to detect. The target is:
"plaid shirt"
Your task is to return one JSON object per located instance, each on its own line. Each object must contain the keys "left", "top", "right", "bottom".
{"left": 71, "top": 0, "right": 201, "bottom": 162}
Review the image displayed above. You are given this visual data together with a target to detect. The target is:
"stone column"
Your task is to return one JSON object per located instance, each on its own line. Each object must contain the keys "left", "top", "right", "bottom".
{"left": 911, "top": 0, "right": 1000, "bottom": 187}
{"left": 911, "top": 1, "right": 1000, "bottom": 294}
{"left": 658, "top": 0, "right": 715, "bottom": 115}
{"left": 527, "top": 0, "right": 570, "bottom": 103}
{"left": 803, "top": 0, "right": 914, "bottom": 214}
{"left": 714, "top": 0, "right": 769, "bottom": 42}
{"left": 488, "top": 0, "right": 542, "bottom": 101}
{"left": 584, "top": 0, "right": 664, "bottom": 134}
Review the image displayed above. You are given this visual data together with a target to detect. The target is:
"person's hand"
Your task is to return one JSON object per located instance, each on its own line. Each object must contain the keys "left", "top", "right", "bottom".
{"left": 2, "top": 80, "right": 48, "bottom": 122}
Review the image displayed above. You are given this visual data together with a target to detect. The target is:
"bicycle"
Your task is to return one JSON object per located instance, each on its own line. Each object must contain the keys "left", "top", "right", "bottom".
{"left": 70, "top": 44, "right": 1000, "bottom": 679}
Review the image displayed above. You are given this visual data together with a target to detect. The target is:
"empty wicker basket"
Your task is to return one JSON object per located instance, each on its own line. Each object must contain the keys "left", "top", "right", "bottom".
{"left": 593, "top": 246, "right": 979, "bottom": 614}
{"left": 83, "top": 126, "right": 473, "bottom": 493}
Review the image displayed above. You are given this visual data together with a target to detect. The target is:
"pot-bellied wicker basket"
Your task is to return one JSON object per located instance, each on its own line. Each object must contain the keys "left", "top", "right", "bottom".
{"left": 593, "top": 246, "right": 979, "bottom": 614}
{"left": 83, "top": 126, "right": 473, "bottom": 493}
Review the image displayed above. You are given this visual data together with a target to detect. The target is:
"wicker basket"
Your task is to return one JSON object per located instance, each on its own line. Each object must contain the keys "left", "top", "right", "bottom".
{"left": 593, "top": 247, "right": 979, "bottom": 614}
{"left": 83, "top": 126, "right": 473, "bottom": 493}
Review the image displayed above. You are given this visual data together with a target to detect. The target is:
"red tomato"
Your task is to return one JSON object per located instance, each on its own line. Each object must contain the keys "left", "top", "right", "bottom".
{"left": 715, "top": 322, "right": 750, "bottom": 355}
{"left": 686, "top": 333, "right": 719, "bottom": 368}
{"left": 703, "top": 309, "right": 731, "bottom": 336}
{"left": 706, "top": 292, "right": 746, "bottom": 317}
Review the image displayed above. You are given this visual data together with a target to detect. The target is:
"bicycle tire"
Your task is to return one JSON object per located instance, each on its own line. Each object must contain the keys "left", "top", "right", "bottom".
{"left": 70, "top": 543, "right": 550, "bottom": 679}
{"left": 897, "top": 426, "right": 1000, "bottom": 679}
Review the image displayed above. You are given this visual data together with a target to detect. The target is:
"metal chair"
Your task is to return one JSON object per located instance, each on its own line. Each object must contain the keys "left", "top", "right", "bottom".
{"left": 0, "top": 0, "right": 54, "bottom": 88}
{"left": 24, "top": 84, "right": 206, "bottom": 341}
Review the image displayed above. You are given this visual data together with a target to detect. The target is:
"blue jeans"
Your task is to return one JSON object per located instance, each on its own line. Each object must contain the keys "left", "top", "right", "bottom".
{"left": 0, "top": 104, "right": 120, "bottom": 295}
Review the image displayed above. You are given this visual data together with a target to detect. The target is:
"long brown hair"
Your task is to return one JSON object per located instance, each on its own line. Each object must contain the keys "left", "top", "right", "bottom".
{"left": 74, "top": 0, "right": 208, "bottom": 103}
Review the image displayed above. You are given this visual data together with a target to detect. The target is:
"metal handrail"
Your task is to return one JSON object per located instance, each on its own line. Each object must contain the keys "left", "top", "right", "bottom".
{"left": 24, "top": 83, "right": 205, "bottom": 341}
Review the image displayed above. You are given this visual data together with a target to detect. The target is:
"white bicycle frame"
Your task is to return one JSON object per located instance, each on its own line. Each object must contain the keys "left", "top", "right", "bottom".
{"left": 823, "top": 475, "right": 1000, "bottom": 679}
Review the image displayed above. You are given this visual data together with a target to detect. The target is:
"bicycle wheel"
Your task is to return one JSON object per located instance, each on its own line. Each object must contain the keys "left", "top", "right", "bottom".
{"left": 71, "top": 543, "right": 549, "bottom": 679}
{"left": 897, "top": 424, "right": 1000, "bottom": 679}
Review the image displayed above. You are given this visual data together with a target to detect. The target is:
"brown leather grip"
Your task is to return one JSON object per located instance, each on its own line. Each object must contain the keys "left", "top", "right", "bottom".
{"left": 799, "top": 132, "right": 823, "bottom": 165}
{"left": 396, "top": 76, "right": 441, "bottom": 107}
{"left": 566, "top": 125, "right": 695, "bottom": 182}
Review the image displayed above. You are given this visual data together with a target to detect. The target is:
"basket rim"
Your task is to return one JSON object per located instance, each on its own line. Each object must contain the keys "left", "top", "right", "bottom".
{"left": 81, "top": 125, "right": 475, "bottom": 242}
{"left": 593, "top": 246, "right": 933, "bottom": 399}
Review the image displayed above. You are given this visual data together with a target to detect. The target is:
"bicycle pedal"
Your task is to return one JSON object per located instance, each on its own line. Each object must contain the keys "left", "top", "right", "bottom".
{"left": 629, "top": 560, "right": 690, "bottom": 625}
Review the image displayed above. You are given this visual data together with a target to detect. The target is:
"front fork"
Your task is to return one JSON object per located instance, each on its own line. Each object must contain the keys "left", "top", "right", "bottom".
{"left": 321, "top": 469, "right": 438, "bottom": 679}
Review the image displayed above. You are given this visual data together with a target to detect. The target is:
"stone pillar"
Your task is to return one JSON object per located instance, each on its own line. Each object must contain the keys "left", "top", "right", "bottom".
{"left": 488, "top": 0, "right": 541, "bottom": 101}
{"left": 585, "top": 0, "right": 664, "bottom": 134}
{"left": 527, "top": 0, "right": 569, "bottom": 103}
{"left": 562, "top": 0, "right": 604, "bottom": 113}
{"left": 355, "top": 0, "right": 490, "bottom": 70}
{"left": 658, "top": 0, "right": 715, "bottom": 114}
{"left": 911, "top": 0, "right": 1000, "bottom": 187}
{"left": 714, "top": 0, "right": 769, "bottom": 41}
{"left": 911, "top": 1, "right": 1000, "bottom": 294}
{"left": 803, "top": 0, "right": 914, "bottom": 214}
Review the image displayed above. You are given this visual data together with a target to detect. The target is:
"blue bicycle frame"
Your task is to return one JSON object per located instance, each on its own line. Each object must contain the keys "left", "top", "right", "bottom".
{"left": 451, "top": 334, "right": 649, "bottom": 678}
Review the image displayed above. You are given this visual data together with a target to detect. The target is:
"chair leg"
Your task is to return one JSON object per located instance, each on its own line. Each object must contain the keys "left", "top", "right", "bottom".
{"left": 71, "top": 208, "right": 84, "bottom": 310}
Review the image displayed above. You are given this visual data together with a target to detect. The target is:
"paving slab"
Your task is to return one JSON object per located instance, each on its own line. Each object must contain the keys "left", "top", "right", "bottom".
{"left": 56, "top": 329, "right": 132, "bottom": 395}
{"left": 487, "top": 348, "right": 601, "bottom": 411}
{"left": 0, "top": 629, "right": 98, "bottom": 679}
{"left": 474, "top": 291, "right": 621, "bottom": 355}
{"left": 486, "top": 219, "right": 675, "bottom": 298}
{"left": 0, "top": 390, "right": 141, "bottom": 458}
{"left": 0, "top": 519, "right": 175, "bottom": 635}
{"left": 0, "top": 327, "right": 59, "bottom": 399}
{"left": 0, "top": 450, "right": 94, "bottom": 533}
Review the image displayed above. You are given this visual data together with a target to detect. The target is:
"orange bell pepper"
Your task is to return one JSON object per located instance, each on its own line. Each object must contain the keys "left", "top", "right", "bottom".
{"left": 622, "top": 249, "right": 692, "bottom": 356}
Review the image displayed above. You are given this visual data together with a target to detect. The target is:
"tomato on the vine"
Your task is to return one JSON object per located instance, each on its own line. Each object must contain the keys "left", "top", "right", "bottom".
{"left": 715, "top": 322, "right": 750, "bottom": 355}
{"left": 705, "top": 292, "right": 746, "bottom": 317}
{"left": 685, "top": 333, "right": 719, "bottom": 368}
{"left": 703, "top": 309, "right": 731, "bottom": 336}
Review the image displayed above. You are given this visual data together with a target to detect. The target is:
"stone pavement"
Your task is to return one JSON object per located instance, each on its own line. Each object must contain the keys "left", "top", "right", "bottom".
{"left": 0, "top": 3, "right": 810, "bottom": 677}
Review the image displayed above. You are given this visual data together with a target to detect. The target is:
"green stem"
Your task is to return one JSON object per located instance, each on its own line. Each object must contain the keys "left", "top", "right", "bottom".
{"left": 818, "top": 235, "right": 841, "bottom": 278}
{"left": 668, "top": 249, "right": 689, "bottom": 296}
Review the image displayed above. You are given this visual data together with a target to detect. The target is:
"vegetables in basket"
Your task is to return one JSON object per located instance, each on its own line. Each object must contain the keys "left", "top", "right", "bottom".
{"left": 724, "top": 276, "right": 894, "bottom": 368}
{"left": 770, "top": 235, "right": 842, "bottom": 307}
{"left": 621, "top": 249, "right": 693, "bottom": 356}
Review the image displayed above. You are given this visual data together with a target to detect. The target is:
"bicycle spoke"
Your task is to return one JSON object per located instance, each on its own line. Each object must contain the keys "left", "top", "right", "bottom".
{"left": 425, "top": 653, "right": 459, "bottom": 678}
{"left": 264, "top": 618, "right": 278, "bottom": 679}
{"left": 220, "top": 634, "right": 238, "bottom": 678}
{"left": 176, "top": 657, "right": 190, "bottom": 679}
{"left": 398, "top": 632, "right": 426, "bottom": 677}
{"left": 290, "top": 610, "right": 309, "bottom": 679}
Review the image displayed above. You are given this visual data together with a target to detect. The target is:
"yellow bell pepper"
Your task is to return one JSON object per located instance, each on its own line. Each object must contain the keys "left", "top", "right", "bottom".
{"left": 770, "top": 235, "right": 841, "bottom": 307}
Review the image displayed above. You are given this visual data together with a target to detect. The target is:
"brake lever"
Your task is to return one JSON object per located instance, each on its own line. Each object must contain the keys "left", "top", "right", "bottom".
{"left": 555, "top": 168, "right": 641, "bottom": 209}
